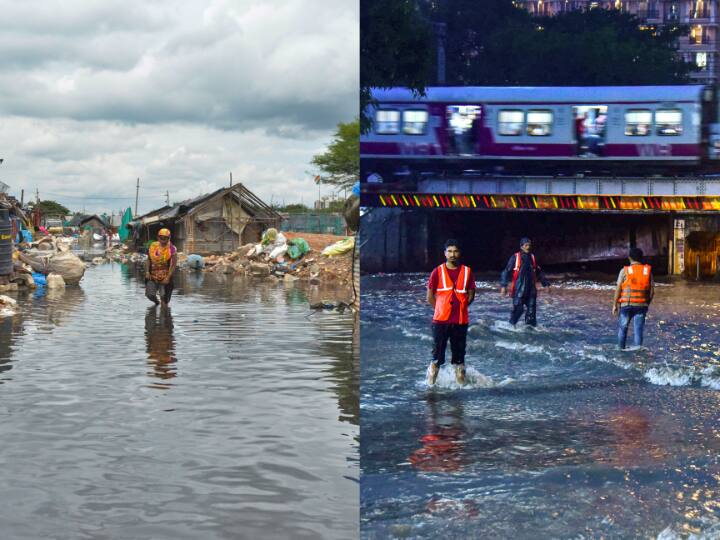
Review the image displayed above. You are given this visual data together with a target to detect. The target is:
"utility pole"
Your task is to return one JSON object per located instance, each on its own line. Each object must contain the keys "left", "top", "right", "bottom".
{"left": 165, "top": 191, "right": 170, "bottom": 206}
{"left": 432, "top": 22, "right": 447, "bottom": 84}
{"left": 229, "top": 172, "right": 233, "bottom": 187}
{"left": 36, "top": 188, "right": 40, "bottom": 204}
{"left": 134, "top": 178, "right": 140, "bottom": 217}
{"left": 20, "top": 189, "right": 24, "bottom": 206}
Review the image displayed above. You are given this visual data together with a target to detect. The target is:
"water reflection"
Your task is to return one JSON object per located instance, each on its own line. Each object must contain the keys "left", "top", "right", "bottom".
{"left": 144, "top": 306, "right": 177, "bottom": 390}
{"left": 409, "top": 395, "right": 467, "bottom": 473}
{"left": 0, "top": 264, "right": 358, "bottom": 539}
{"left": 362, "top": 274, "right": 720, "bottom": 538}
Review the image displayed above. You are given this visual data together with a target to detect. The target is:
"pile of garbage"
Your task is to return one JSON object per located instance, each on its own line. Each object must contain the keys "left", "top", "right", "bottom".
{"left": 104, "top": 245, "right": 146, "bottom": 265}
{"left": 0, "top": 295, "right": 17, "bottom": 316}
{"left": 15, "top": 235, "right": 84, "bottom": 286}
{"left": 189, "top": 230, "right": 355, "bottom": 286}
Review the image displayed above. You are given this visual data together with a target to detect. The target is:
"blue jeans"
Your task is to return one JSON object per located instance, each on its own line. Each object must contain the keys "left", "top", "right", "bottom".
{"left": 617, "top": 306, "right": 648, "bottom": 349}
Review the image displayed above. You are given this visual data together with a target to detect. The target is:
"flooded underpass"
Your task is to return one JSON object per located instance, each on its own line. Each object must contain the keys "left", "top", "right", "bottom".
{"left": 361, "top": 274, "right": 720, "bottom": 539}
{"left": 0, "top": 263, "right": 359, "bottom": 540}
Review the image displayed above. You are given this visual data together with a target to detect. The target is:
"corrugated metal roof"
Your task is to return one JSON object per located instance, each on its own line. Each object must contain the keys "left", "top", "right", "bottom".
{"left": 131, "top": 184, "right": 281, "bottom": 227}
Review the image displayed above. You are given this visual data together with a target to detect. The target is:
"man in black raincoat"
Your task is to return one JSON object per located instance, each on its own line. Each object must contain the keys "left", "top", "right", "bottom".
{"left": 499, "top": 237, "right": 550, "bottom": 327}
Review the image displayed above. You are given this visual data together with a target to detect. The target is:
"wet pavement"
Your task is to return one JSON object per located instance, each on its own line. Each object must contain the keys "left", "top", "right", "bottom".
{"left": 0, "top": 263, "right": 358, "bottom": 540}
{"left": 361, "top": 273, "right": 720, "bottom": 539}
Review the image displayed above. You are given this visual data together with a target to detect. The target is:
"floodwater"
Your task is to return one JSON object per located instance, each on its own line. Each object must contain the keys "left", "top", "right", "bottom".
{"left": 361, "top": 273, "right": 720, "bottom": 539}
{"left": 0, "top": 263, "right": 358, "bottom": 540}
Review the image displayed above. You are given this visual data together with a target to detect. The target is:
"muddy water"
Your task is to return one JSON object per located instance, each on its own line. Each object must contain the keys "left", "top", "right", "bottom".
{"left": 0, "top": 264, "right": 358, "bottom": 540}
{"left": 361, "top": 274, "right": 720, "bottom": 539}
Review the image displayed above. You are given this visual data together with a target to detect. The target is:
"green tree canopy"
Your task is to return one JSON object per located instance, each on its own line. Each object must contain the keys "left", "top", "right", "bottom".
{"left": 361, "top": 1, "right": 690, "bottom": 92}
{"left": 311, "top": 119, "right": 359, "bottom": 189}
{"left": 361, "top": 0, "right": 434, "bottom": 131}
{"left": 427, "top": 3, "right": 690, "bottom": 85}
{"left": 278, "top": 203, "right": 310, "bottom": 213}
{"left": 34, "top": 200, "right": 70, "bottom": 216}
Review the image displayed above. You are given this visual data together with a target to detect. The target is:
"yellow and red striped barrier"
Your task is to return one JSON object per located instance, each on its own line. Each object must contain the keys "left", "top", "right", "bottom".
{"left": 365, "top": 193, "right": 720, "bottom": 212}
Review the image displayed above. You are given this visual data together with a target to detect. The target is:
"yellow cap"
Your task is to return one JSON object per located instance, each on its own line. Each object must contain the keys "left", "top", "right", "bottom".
{"left": 158, "top": 228, "right": 171, "bottom": 237}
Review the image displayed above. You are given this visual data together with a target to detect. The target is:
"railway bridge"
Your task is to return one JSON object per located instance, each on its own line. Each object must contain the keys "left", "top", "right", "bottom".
{"left": 360, "top": 174, "right": 720, "bottom": 278}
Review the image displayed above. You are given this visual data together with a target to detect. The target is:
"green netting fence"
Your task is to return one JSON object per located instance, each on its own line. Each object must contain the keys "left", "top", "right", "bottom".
{"left": 280, "top": 213, "right": 345, "bottom": 236}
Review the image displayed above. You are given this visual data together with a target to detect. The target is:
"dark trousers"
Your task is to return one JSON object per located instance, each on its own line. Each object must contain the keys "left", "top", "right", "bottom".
{"left": 432, "top": 323, "right": 468, "bottom": 366}
{"left": 510, "top": 293, "right": 537, "bottom": 326}
{"left": 146, "top": 279, "right": 174, "bottom": 304}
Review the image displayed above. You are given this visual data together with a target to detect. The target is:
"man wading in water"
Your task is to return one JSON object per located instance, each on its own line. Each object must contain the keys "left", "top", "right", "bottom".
{"left": 500, "top": 237, "right": 550, "bottom": 327}
{"left": 145, "top": 228, "right": 177, "bottom": 307}
{"left": 426, "top": 239, "right": 476, "bottom": 386}
{"left": 612, "top": 247, "right": 654, "bottom": 349}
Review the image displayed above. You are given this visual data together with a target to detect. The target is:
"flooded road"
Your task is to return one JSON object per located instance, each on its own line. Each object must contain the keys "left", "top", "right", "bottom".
{"left": 0, "top": 264, "right": 358, "bottom": 539}
{"left": 361, "top": 274, "right": 720, "bottom": 539}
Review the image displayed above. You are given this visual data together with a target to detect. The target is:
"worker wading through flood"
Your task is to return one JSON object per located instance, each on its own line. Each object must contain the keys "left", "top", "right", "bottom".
{"left": 145, "top": 228, "right": 177, "bottom": 307}
{"left": 426, "top": 239, "right": 476, "bottom": 386}
{"left": 500, "top": 237, "right": 550, "bottom": 327}
{"left": 612, "top": 247, "right": 654, "bottom": 349}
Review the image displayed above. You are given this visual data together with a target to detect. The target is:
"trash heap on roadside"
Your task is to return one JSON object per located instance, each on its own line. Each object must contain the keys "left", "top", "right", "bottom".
{"left": 181, "top": 229, "right": 355, "bottom": 287}
{"left": 2, "top": 235, "right": 86, "bottom": 294}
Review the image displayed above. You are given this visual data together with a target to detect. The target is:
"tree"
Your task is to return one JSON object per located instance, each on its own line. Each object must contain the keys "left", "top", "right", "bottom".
{"left": 522, "top": 10, "right": 691, "bottom": 85}
{"left": 311, "top": 119, "right": 360, "bottom": 189}
{"left": 427, "top": 2, "right": 690, "bottom": 85}
{"left": 278, "top": 203, "right": 310, "bottom": 213}
{"left": 361, "top": 0, "right": 434, "bottom": 131}
{"left": 34, "top": 200, "right": 70, "bottom": 216}
{"left": 422, "top": 0, "right": 532, "bottom": 85}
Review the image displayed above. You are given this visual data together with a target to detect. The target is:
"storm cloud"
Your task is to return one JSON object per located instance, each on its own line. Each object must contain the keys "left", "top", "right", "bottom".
{"left": 0, "top": 0, "right": 358, "bottom": 213}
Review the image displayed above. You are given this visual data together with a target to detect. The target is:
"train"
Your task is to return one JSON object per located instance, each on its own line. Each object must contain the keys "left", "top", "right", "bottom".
{"left": 360, "top": 85, "right": 720, "bottom": 183}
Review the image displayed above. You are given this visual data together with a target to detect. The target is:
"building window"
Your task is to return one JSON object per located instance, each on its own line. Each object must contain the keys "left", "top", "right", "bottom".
{"left": 498, "top": 110, "right": 525, "bottom": 136}
{"left": 691, "top": 0, "right": 709, "bottom": 18}
{"left": 526, "top": 110, "right": 554, "bottom": 136}
{"left": 690, "top": 25, "right": 706, "bottom": 44}
{"left": 374, "top": 110, "right": 400, "bottom": 134}
{"left": 402, "top": 110, "right": 429, "bottom": 135}
{"left": 656, "top": 109, "right": 683, "bottom": 136}
{"left": 697, "top": 51, "right": 708, "bottom": 70}
{"left": 625, "top": 109, "right": 652, "bottom": 136}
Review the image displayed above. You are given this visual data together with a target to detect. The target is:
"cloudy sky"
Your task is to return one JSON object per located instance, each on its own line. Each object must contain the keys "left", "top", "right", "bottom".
{"left": 0, "top": 0, "right": 358, "bottom": 215}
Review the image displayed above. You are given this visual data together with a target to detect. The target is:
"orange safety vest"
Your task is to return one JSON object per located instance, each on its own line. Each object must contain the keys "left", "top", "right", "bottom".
{"left": 509, "top": 252, "right": 537, "bottom": 296}
{"left": 619, "top": 264, "right": 652, "bottom": 305}
{"left": 433, "top": 264, "right": 471, "bottom": 324}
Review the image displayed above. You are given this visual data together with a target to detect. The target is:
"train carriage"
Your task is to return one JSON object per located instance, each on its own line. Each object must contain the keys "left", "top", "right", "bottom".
{"left": 361, "top": 86, "right": 720, "bottom": 182}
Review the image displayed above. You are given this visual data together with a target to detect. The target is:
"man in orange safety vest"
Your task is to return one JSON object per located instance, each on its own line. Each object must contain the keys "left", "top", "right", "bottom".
{"left": 500, "top": 237, "right": 550, "bottom": 327}
{"left": 426, "top": 239, "right": 476, "bottom": 385}
{"left": 612, "top": 247, "right": 654, "bottom": 349}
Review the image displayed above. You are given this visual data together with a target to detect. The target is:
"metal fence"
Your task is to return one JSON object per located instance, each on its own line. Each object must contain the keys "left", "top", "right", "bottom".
{"left": 280, "top": 213, "right": 345, "bottom": 236}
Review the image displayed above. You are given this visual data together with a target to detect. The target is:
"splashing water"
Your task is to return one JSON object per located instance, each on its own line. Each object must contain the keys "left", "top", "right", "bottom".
{"left": 361, "top": 273, "right": 720, "bottom": 539}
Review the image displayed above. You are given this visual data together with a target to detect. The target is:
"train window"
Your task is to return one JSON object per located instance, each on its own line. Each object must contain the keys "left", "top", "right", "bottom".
{"left": 526, "top": 110, "right": 553, "bottom": 136}
{"left": 624, "top": 109, "right": 652, "bottom": 136}
{"left": 498, "top": 110, "right": 524, "bottom": 136}
{"left": 375, "top": 109, "right": 400, "bottom": 134}
{"left": 402, "top": 110, "right": 428, "bottom": 135}
{"left": 656, "top": 109, "right": 683, "bottom": 136}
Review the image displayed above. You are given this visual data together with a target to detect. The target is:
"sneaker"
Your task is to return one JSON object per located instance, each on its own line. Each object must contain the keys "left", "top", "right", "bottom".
{"left": 428, "top": 363, "right": 439, "bottom": 385}
{"left": 455, "top": 364, "right": 466, "bottom": 385}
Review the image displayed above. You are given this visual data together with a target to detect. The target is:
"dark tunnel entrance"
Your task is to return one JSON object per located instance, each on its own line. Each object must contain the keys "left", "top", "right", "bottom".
{"left": 361, "top": 209, "right": 672, "bottom": 275}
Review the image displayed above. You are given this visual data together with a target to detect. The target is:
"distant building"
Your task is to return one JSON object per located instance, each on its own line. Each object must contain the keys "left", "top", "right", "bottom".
{"left": 516, "top": 1, "right": 719, "bottom": 82}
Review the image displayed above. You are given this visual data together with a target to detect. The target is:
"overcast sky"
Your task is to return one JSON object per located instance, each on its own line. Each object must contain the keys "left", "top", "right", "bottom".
{"left": 0, "top": 0, "right": 358, "bottom": 215}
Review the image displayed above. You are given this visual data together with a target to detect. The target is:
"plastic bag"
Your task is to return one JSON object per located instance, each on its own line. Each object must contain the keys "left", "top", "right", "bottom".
{"left": 287, "top": 238, "right": 310, "bottom": 260}
{"left": 47, "top": 252, "right": 86, "bottom": 285}
{"left": 321, "top": 237, "right": 355, "bottom": 257}
{"left": 32, "top": 272, "right": 47, "bottom": 286}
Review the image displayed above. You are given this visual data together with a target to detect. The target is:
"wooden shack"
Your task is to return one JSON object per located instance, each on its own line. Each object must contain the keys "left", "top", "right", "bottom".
{"left": 130, "top": 184, "right": 282, "bottom": 254}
